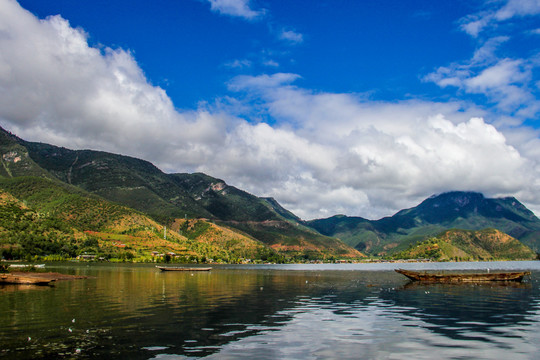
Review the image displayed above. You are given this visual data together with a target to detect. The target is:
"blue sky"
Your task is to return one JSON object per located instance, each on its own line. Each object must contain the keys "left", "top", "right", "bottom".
{"left": 1, "top": 0, "right": 540, "bottom": 219}
{"left": 18, "top": 0, "right": 480, "bottom": 107}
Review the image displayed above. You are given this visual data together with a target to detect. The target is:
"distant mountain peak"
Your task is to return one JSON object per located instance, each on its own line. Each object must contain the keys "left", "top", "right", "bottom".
{"left": 424, "top": 191, "right": 484, "bottom": 205}
{"left": 308, "top": 190, "right": 540, "bottom": 255}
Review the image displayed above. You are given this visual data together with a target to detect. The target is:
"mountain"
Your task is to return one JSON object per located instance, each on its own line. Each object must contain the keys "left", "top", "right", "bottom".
{"left": 0, "top": 129, "right": 52, "bottom": 178}
{"left": 391, "top": 228, "right": 537, "bottom": 261}
{"left": 0, "top": 175, "right": 277, "bottom": 262}
{"left": 0, "top": 126, "right": 363, "bottom": 260}
{"left": 307, "top": 191, "right": 540, "bottom": 256}
{"left": 4, "top": 124, "right": 537, "bottom": 261}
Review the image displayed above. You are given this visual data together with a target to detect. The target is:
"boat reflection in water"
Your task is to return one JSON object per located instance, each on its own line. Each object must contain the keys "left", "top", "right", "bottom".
{"left": 380, "top": 279, "right": 535, "bottom": 348}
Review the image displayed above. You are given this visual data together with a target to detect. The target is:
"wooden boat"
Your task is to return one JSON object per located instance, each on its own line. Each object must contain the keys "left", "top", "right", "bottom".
{"left": 0, "top": 273, "right": 55, "bottom": 286}
{"left": 156, "top": 266, "right": 212, "bottom": 272}
{"left": 395, "top": 269, "right": 530, "bottom": 283}
{"left": 8, "top": 264, "right": 45, "bottom": 269}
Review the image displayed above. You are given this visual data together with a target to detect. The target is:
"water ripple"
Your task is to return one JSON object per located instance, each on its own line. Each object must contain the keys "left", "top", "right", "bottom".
{"left": 3, "top": 263, "right": 540, "bottom": 359}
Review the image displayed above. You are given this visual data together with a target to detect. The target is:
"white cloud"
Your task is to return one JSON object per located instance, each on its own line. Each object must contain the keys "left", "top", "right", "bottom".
{"left": 460, "top": 16, "right": 490, "bottom": 38}
{"left": 466, "top": 58, "right": 529, "bottom": 89}
{"left": 279, "top": 29, "right": 304, "bottom": 44}
{"left": 470, "top": 36, "right": 510, "bottom": 64}
{"left": 263, "top": 59, "right": 279, "bottom": 67}
{"left": 224, "top": 74, "right": 538, "bottom": 218}
{"left": 427, "top": 2, "right": 540, "bottom": 120}
{"left": 207, "top": 0, "right": 264, "bottom": 20}
{"left": 495, "top": 0, "right": 540, "bottom": 20}
{"left": 460, "top": 0, "right": 540, "bottom": 37}
{"left": 224, "top": 59, "right": 253, "bottom": 69}
{"left": 0, "top": 0, "right": 229, "bottom": 169}
{"left": 228, "top": 73, "right": 301, "bottom": 91}
{"left": 0, "top": 1, "right": 539, "bottom": 220}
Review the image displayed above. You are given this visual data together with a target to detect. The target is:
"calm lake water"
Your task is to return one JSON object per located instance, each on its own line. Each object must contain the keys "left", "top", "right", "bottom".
{"left": 2, "top": 261, "right": 540, "bottom": 359}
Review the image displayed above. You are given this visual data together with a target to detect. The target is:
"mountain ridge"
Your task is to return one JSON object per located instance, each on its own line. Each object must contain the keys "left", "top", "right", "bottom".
{"left": 0, "top": 175, "right": 278, "bottom": 262}
{"left": 307, "top": 191, "right": 540, "bottom": 255}
{"left": 2, "top": 125, "right": 539, "bottom": 260}
{"left": 0, "top": 126, "right": 363, "bottom": 260}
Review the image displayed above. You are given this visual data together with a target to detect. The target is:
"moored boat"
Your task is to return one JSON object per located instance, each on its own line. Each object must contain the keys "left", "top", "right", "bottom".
{"left": 0, "top": 273, "right": 55, "bottom": 286}
{"left": 156, "top": 266, "right": 212, "bottom": 272}
{"left": 8, "top": 264, "right": 45, "bottom": 269}
{"left": 395, "top": 269, "right": 530, "bottom": 283}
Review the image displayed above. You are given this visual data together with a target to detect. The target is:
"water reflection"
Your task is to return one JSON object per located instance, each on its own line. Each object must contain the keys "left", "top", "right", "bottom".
{"left": 385, "top": 281, "right": 537, "bottom": 337}
{"left": 202, "top": 273, "right": 540, "bottom": 360}
{"left": 1, "top": 264, "right": 540, "bottom": 359}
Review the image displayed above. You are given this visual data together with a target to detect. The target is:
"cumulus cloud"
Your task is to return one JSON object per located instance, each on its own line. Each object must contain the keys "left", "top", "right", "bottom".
{"left": 0, "top": 0, "right": 230, "bottom": 169}
{"left": 220, "top": 73, "right": 539, "bottom": 217}
{"left": 1, "top": 1, "right": 539, "bottom": 220}
{"left": 207, "top": 0, "right": 264, "bottom": 20}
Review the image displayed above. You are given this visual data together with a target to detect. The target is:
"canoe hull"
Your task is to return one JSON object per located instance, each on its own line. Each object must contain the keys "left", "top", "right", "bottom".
{"left": 0, "top": 274, "right": 55, "bottom": 286}
{"left": 156, "top": 266, "right": 212, "bottom": 272}
{"left": 8, "top": 264, "right": 45, "bottom": 269}
{"left": 395, "top": 269, "right": 530, "bottom": 283}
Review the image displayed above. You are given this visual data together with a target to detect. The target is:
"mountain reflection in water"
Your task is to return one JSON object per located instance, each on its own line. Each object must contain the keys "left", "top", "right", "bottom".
{"left": 1, "top": 262, "right": 540, "bottom": 359}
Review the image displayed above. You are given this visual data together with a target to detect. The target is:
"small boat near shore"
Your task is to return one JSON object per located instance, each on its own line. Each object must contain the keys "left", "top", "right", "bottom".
{"left": 156, "top": 266, "right": 212, "bottom": 272}
{"left": 8, "top": 264, "right": 45, "bottom": 269}
{"left": 395, "top": 269, "right": 530, "bottom": 283}
{"left": 0, "top": 273, "right": 55, "bottom": 286}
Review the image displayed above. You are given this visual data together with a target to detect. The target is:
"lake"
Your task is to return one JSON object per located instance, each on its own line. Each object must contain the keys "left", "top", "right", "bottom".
{"left": 2, "top": 261, "right": 540, "bottom": 359}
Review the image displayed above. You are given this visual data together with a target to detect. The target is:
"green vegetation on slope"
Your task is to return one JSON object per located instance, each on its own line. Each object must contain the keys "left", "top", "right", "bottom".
{"left": 391, "top": 228, "right": 537, "bottom": 261}
{"left": 5, "top": 126, "right": 538, "bottom": 262}
{"left": 0, "top": 191, "right": 80, "bottom": 259}
{"left": 0, "top": 126, "right": 362, "bottom": 260}
{"left": 308, "top": 192, "right": 540, "bottom": 256}
{"left": 0, "top": 176, "right": 283, "bottom": 262}
{"left": 218, "top": 219, "right": 363, "bottom": 260}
